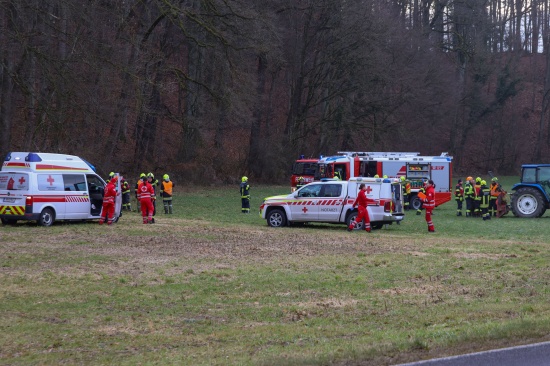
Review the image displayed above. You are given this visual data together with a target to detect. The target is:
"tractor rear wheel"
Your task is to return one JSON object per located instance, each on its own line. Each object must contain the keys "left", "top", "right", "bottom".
{"left": 511, "top": 187, "right": 546, "bottom": 218}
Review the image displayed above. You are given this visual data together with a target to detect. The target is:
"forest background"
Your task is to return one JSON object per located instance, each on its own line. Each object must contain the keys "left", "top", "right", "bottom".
{"left": 2, "top": 0, "right": 550, "bottom": 184}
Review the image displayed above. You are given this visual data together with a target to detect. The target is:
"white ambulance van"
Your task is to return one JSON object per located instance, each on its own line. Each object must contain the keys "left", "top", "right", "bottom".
{"left": 260, "top": 177, "right": 404, "bottom": 229}
{"left": 0, "top": 152, "right": 121, "bottom": 226}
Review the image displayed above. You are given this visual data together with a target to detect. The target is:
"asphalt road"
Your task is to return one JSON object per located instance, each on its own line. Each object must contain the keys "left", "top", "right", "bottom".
{"left": 396, "top": 341, "right": 550, "bottom": 366}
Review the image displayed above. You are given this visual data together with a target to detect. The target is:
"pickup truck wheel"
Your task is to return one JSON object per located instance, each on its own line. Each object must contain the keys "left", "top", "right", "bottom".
{"left": 38, "top": 208, "right": 55, "bottom": 227}
{"left": 267, "top": 209, "right": 287, "bottom": 227}
{"left": 346, "top": 212, "right": 363, "bottom": 230}
{"left": 410, "top": 195, "right": 422, "bottom": 210}
{"left": 511, "top": 187, "right": 545, "bottom": 218}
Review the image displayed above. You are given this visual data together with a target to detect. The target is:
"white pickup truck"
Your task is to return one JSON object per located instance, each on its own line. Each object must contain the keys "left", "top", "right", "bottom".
{"left": 259, "top": 177, "right": 404, "bottom": 229}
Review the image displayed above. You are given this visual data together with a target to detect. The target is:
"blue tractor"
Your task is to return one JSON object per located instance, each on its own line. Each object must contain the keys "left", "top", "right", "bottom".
{"left": 511, "top": 164, "right": 550, "bottom": 218}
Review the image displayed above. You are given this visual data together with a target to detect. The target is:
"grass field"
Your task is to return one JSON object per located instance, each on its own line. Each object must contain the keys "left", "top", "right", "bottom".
{"left": 3, "top": 177, "right": 550, "bottom": 365}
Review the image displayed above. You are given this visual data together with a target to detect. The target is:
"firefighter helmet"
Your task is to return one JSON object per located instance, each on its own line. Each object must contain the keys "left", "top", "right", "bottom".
{"left": 476, "top": 177, "right": 481, "bottom": 183}
{"left": 140, "top": 173, "right": 146, "bottom": 178}
{"left": 383, "top": 175, "right": 388, "bottom": 178}
{"left": 109, "top": 172, "right": 115, "bottom": 177}
{"left": 400, "top": 176, "right": 405, "bottom": 181}
{"left": 147, "top": 172, "right": 154, "bottom": 178}
{"left": 163, "top": 174, "right": 169, "bottom": 180}
{"left": 481, "top": 180, "right": 487, "bottom": 186}
{"left": 374, "top": 174, "right": 379, "bottom": 178}
{"left": 491, "top": 177, "right": 498, "bottom": 182}
{"left": 242, "top": 176, "right": 248, "bottom": 182}
{"left": 298, "top": 176, "right": 304, "bottom": 182}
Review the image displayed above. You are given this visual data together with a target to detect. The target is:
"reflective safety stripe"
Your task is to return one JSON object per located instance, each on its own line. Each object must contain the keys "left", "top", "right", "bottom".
{"left": 0, "top": 205, "right": 25, "bottom": 215}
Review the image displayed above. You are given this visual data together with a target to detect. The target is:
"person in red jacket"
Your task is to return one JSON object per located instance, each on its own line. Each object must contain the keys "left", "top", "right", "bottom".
{"left": 347, "top": 183, "right": 371, "bottom": 233}
{"left": 138, "top": 175, "right": 155, "bottom": 224}
{"left": 424, "top": 179, "right": 436, "bottom": 232}
{"left": 99, "top": 175, "right": 118, "bottom": 225}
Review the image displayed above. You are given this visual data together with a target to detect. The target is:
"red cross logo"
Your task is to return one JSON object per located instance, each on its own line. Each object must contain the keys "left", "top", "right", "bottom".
{"left": 366, "top": 185, "right": 373, "bottom": 194}
{"left": 19, "top": 176, "right": 26, "bottom": 185}
{"left": 47, "top": 175, "right": 55, "bottom": 186}
{"left": 302, "top": 207, "right": 308, "bottom": 213}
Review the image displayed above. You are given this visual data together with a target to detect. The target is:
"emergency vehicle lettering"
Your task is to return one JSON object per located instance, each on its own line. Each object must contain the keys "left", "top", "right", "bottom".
{"left": 0, "top": 205, "right": 25, "bottom": 215}
{"left": 431, "top": 166, "right": 444, "bottom": 170}
{"left": 320, "top": 207, "right": 338, "bottom": 212}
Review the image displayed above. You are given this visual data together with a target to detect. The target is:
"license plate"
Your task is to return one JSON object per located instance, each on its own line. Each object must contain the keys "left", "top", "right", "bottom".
{"left": 3, "top": 198, "right": 15, "bottom": 203}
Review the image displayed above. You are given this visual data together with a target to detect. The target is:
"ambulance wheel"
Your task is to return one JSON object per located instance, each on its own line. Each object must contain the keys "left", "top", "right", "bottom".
{"left": 346, "top": 212, "right": 363, "bottom": 230}
{"left": 267, "top": 209, "right": 286, "bottom": 227}
{"left": 38, "top": 208, "right": 55, "bottom": 227}
{"left": 410, "top": 196, "right": 422, "bottom": 211}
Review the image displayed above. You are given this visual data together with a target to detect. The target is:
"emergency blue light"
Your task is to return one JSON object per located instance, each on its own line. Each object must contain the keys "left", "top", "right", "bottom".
{"left": 25, "top": 153, "right": 42, "bottom": 162}
{"left": 299, "top": 154, "right": 305, "bottom": 159}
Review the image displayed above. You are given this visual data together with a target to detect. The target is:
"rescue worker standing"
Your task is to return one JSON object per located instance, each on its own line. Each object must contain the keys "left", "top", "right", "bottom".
{"left": 347, "top": 183, "right": 371, "bottom": 233}
{"left": 489, "top": 177, "right": 499, "bottom": 216}
{"left": 160, "top": 174, "right": 174, "bottom": 214}
{"left": 480, "top": 180, "right": 491, "bottom": 220}
{"left": 121, "top": 176, "right": 131, "bottom": 211}
{"left": 99, "top": 175, "right": 118, "bottom": 225}
{"left": 147, "top": 173, "right": 158, "bottom": 222}
{"left": 240, "top": 176, "right": 250, "bottom": 213}
{"left": 135, "top": 173, "right": 146, "bottom": 211}
{"left": 474, "top": 177, "right": 482, "bottom": 217}
{"left": 400, "top": 176, "right": 411, "bottom": 210}
{"left": 455, "top": 179, "right": 464, "bottom": 216}
{"left": 424, "top": 179, "right": 436, "bottom": 232}
{"left": 464, "top": 176, "right": 474, "bottom": 217}
{"left": 138, "top": 175, "right": 155, "bottom": 224}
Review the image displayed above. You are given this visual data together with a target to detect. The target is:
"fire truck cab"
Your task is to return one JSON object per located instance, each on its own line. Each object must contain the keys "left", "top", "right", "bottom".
{"left": 0, "top": 152, "right": 121, "bottom": 226}
{"left": 290, "top": 156, "right": 318, "bottom": 191}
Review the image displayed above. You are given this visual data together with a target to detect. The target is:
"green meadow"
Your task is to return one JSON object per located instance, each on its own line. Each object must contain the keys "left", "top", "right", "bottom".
{"left": 2, "top": 177, "right": 550, "bottom": 365}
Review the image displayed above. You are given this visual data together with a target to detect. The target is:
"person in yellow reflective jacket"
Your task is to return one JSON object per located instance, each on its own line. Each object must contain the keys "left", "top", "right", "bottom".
{"left": 400, "top": 176, "right": 411, "bottom": 210}
{"left": 121, "top": 176, "right": 131, "bottom": 211}
{"left": 480, "top": 180, "right": 491, "bottom": 220}
{"left": 455, "top": 179, "right": 464, "bottom": 216}
{"left": 464, "top": 176, "right": 474, "bottom": 217}
{"left": 240, "top": 176, "right": 250, "bottom": 213}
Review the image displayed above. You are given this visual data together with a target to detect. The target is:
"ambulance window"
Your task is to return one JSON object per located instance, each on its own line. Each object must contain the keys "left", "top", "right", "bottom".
{"left": 86, "top": 175, "right": 105, "bottom": 193}
{"left": 38, "top": 174, "right": 64, "bottom": 191}
{"left": 63, "top": 174, "right": 86, "bottom": 191}
{"left": 0, "top": 173, "right": 29, "bottom": 190}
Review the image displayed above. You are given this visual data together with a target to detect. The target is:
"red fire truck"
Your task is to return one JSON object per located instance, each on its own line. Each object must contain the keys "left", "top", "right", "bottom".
{"left": 290, "top": 156, "right": 319, "bottom": 191}
{"left": 313, "top": 151, "right": 453, "bottom": 208}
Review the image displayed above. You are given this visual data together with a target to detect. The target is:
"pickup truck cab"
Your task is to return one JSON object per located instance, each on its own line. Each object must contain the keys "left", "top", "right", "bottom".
{"left": 260, "top": 177, "right": 404, "bottom": 229}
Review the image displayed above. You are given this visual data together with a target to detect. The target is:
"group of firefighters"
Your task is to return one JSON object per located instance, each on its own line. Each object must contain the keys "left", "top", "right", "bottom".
{"left": 99, "top": 172, "right": 175, "bottom": 225}
{"left": 454, "top": 176, "right": 505, "bottom": 219}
